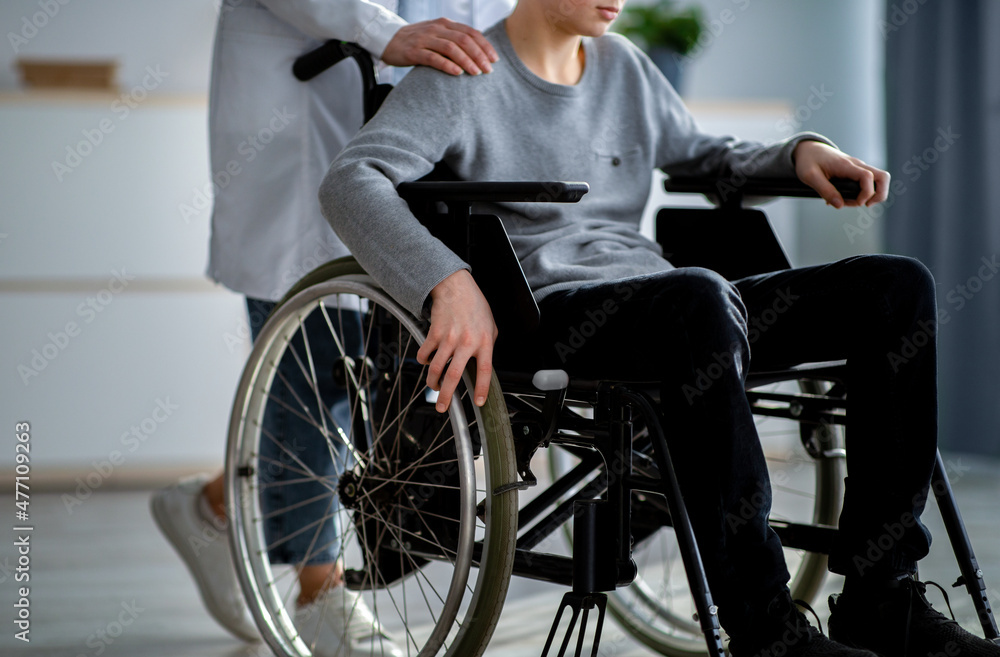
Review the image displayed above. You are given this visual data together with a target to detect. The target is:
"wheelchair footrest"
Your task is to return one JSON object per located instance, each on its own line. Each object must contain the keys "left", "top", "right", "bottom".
{"left": 540, "top": 591, "right": 608, "bottom": 657}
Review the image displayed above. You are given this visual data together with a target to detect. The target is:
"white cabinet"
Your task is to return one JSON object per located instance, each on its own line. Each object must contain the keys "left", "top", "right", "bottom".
{"left": 1, "top": 93, "right": 248, "bottom": 486}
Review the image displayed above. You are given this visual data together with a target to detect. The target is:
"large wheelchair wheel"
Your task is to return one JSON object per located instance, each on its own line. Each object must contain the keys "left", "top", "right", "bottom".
{"left": 548, "top": 379, "right": 844, "bottom": 656}
{"left": 225, "top": 258, "right": 519, "bottom": 657}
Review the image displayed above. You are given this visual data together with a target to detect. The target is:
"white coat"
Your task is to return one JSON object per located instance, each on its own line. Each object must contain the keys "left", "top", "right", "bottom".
{"left": 206, "top": 0, "right": 514, "bottom": 301}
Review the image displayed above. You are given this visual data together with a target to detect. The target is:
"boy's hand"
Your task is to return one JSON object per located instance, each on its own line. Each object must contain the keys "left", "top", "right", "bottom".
{"left": 794, "top": 140, "right": 889, "bottom": 209}
{"left": 383, "top": 18, "right": 499, "bottom": 76}
{"left": 417, "top": 269, "right": 498, "bottom": 413}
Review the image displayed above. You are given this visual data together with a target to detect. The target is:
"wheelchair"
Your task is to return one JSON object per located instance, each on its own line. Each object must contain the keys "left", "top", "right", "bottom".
{"left": 223, "top": 42, "right": 1000, "bottom": 657}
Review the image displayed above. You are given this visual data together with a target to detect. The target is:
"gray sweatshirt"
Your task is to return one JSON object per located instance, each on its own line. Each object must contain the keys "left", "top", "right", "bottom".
{"left": 320, "top": 22, "right": 831, "bottom": 318}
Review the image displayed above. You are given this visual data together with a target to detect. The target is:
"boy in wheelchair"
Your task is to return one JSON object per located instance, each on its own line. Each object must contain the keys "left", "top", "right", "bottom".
{"left": 319, "top": 1, "right": 1000, "bottom": 656}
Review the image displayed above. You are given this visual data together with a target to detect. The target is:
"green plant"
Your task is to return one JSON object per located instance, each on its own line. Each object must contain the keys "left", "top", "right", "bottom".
{"left": 614, "top": 0, "right": 704, "bottom": 55}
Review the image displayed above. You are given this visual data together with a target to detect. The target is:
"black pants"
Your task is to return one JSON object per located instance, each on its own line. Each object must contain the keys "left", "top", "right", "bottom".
{"left": 502, "top": 254, "right": 938, "bottom": 636}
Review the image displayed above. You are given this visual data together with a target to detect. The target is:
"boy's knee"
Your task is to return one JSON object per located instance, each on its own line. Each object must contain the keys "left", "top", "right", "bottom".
{"left": 880, "top": 255, "right": 934, "bottom": 291}
{"left": 869, "top": 255, "right": 937, "bottom": 316}
{"left": 670, "top": 266, "right": 734, "bottom": 296}
{"left": 841, "top": 254, "right": 936, "bottom": 316}
{"left": 668, "top": 267, "right": 747, "bottom": 325}
{"left": 662, "top": 269, "right": 749, "bottom": 367}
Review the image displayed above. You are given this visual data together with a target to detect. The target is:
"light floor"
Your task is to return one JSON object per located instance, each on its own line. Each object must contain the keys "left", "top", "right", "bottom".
{"left": 3, "top": 456, "right": 999, "bottom": 657}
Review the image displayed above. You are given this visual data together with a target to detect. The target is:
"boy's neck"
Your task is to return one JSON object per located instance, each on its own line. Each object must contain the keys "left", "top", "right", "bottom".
{"left": 504, "top": 9, "right": 586, "bottom": 86}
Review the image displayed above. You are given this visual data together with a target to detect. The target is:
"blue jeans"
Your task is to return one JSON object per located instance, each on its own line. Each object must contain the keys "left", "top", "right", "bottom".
{"left": 502, "top": 254, "right": 938, "bottom": 636}
{"left": 247, "top": 298, "right": 363, "bottom": 566}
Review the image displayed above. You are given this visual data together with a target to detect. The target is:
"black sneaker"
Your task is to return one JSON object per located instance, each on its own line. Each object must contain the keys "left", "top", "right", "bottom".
{"left": 828, "top": 575, "right": 1000, "bottom": 657}
{"left": 728, "top": 591, "right": 879, "bottom": 657}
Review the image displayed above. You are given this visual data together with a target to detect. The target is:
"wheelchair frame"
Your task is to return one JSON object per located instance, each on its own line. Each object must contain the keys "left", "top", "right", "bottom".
{"left": 224, "top": 40, "right": 1000, "bottom": 657}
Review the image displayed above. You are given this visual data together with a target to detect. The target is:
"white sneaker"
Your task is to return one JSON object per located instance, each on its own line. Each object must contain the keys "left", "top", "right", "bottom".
{"left": 294, "top": 586, "right": 404, "bottom": 657}
{"left": 150, "top": 473, "right": 259, "bottom": 641}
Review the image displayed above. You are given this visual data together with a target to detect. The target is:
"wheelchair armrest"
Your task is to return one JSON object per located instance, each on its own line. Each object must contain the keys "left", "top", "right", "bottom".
{"left": 657, "top": 177, "right": 863, "bottom": 277}
{"left": 397, "top": 181, "right": 589, "bottom": 203}
{"left": 663, "top": 176, "right": 861, "bottom": 208}
{"left": 397, "top": 179, "right": 586, "bottom": 338}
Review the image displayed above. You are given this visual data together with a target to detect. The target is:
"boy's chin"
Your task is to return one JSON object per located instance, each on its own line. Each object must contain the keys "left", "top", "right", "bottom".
{"left": 578, "top": 21, "right": 613, "bottom": 37}
{"left": 548, "top": 16, "right": 613, "bottom": 38}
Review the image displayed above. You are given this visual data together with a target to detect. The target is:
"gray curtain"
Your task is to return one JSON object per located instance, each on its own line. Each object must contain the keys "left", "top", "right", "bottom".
{"left": 885, "top": 1, "right": 1000, "bottom": 456}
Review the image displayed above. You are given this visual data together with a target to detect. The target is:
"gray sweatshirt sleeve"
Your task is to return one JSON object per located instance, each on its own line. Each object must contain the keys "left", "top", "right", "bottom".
{"left": 631, "top": 51, "right": 835, "bottom": 179}
{"left": 319, "top": 68, "right": 472, "bottom": 318}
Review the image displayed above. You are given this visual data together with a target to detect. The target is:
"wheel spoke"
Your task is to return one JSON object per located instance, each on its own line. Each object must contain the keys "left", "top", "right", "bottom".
{"left": 258, "top": 425, "right": 338, "bottom": 495}
{"left": 259, "top": 489, "right": 338, "bottom": 521}
{"left": 280, "top": 341, "right": 362, "bottom": 467}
